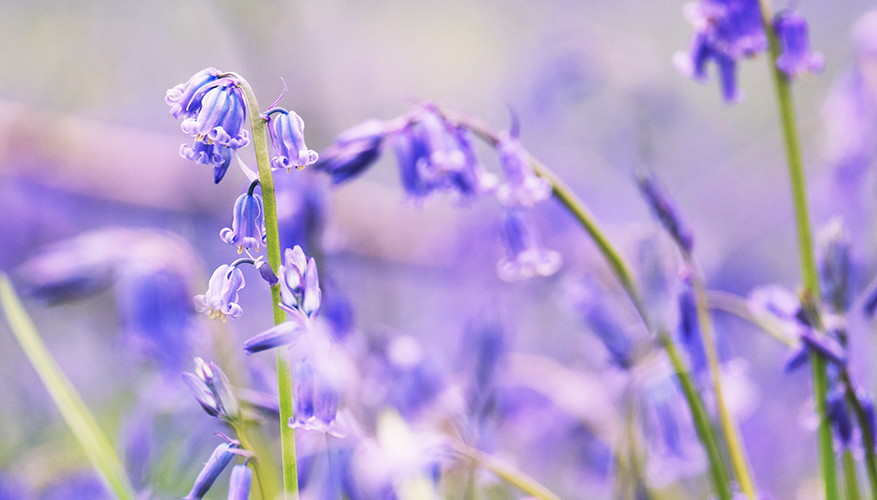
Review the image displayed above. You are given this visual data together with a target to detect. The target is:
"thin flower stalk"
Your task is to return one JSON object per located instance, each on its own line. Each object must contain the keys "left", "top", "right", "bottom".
{"left": 683, "top": 254, "right": 757, "bottom": 499}
{"left": 224, "top": 72, "right": 299, "bottom": 500}
{"left": 843, "top": 450, "right": 861, "bottom": 500}
{"left": 755, "top": 2, "right": 838, "bottom": 499}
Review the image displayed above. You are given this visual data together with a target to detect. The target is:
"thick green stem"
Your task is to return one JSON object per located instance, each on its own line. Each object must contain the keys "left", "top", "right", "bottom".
{"left": 844, "top": 450, "right": 862, "bottom": 500}
{"left": 232, "top": 73, "right": 299, "bottom": 500}
{"left": 684, "top": 255, "right": 756, "bottom": 499}
{"left": 755, "top": 3, "right": 838, "bottom": 498}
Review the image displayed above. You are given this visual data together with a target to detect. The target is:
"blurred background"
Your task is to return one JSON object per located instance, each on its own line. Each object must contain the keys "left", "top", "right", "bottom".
{"left": 1, "top": 0, "right": 876, "bottom": 498}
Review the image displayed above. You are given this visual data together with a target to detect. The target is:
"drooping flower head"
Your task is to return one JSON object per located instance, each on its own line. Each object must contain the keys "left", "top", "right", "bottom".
{"left": 266, "top": 107, "right": 319, "bottom": 172}
{"left": 496, "top": 209, "right": 562, "bottom": 282}
{"left": 220, "top": 184, "right": 267, "bottom": 254}
{"left": 674, "top": 0, "right": 768, "bottom": 102}
{"left": 774, "top": 10, "right": 824, "bottom": 79}
{"left": 168, "top": 69, "right": 249, "bottom": 183}
{"left": 313, "top": 119, "right": 389, "bottom": 184}
{"left": 193, "top": 263, "right": 246, "bottom": 321}
{"left": 494, "top": 115, "right": 551, "bottom": 208}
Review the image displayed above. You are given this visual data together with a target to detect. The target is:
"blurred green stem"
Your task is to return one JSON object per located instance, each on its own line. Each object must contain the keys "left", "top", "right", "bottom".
{"left": 0, "top": 274, "right": 137, "bottom": 500}
{"left": 755, "top": 3, "right": 838, "bottom": 499}
{"left": 684, "top": 254, "right": 756, "bottom": 499}
{"left": 843, "top": 450, "right": 861, "bottom": 500}
{"left": 454, "top": 443, "right": 561, "bottom": 500}
{"left": 230, "top": 72, "right": 299, "bottom": 500}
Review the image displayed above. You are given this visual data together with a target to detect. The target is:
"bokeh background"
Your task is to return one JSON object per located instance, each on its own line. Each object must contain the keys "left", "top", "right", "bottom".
{"left": 1, "top": 0, "right": 876, "bottom": 498}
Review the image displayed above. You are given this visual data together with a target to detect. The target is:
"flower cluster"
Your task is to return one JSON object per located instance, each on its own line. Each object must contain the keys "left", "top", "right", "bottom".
{"left": 313, "top": 103, "right": 560, "bottom": 281}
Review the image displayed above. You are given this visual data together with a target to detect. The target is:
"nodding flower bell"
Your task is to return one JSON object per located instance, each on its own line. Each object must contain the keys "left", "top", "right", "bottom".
{"left": 227, "top": 464, "right": 253, "bottom": 500}
{"left": 221, "top": 183, "right": 267, "bottom": 253}
{"left": 313, "top": 119, "right": 389, "bottom": 184}
{"left": 494, "top": 117, "right": 551, "bottom": 208}
{"left": 290, "top": 359, "right": 343, "bottom": 437}
{"left": 168, "top": 70, "right": 250, "bottom": 183}
{"left": 496, "top": 210, "right": 562, "bottom": 282}
{"left": 674, "top": 0, "right": 768, "bottom": 103}
{"left": 774, "top": 10, "right": 824, "bottom": 79}
{"left": 183, "top": 441, "right": 239, "bottom": 500}
{"left": 266, "top": 108, "right": 319, "bottom": 172}
{"left": 193, "top": 263, "right": 246, "bottom": 321}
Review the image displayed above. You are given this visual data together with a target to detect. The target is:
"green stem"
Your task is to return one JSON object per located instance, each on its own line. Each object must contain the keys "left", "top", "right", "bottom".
{"left": 684, "top": 255, "right": 756, "bottom": 499}
{"left": 454, "top": 444, "right": 562, "bottom": 500}
{"left": 841, "top": 373, "right": 877, "bottom": 500}
{"left": 231, "top": 73, "right": 299, "bottom": 500}
{"left": 844, "top": 450, "right": 862, "bottom": 500}
{"left": 660, "top": 333, "right": 733, "bottom": 500}
{"left": 0, "top": 274, "right": 137, "bottom": 500}
{"left": 755, "top": 3, "right": 838, "bottom": 499}
{"left": 458, "top": 113, "right": 732, "bottom": 500}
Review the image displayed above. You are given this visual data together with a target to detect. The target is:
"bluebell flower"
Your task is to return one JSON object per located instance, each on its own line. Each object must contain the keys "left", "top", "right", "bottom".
{"left": 677, "top": 270, "right": 708, "bottom": 377}
{"left": 171, "top": 74, "right": 250, "bottom": 183}
{"left": 183, "top": 441, "right": 239, "bottom": 500}
{"left": 827, "top": 387, "right": 853, "bottom": 448}
{"left": 266, "top": 108, "right": 319, "bottom": 172}
{"left": 290, "top": 359, "right": 343, "bottom": 436}
{"left": 818, "top": 218, "right": 852, "bottom": 314}
{"left": 773, "top": 10, "right": 824, "bottom": 79}
{"left": 220, "top": 189, "right": 267, "bottom": 254}
{"left": 227, "top": 464, "right": 253, "bottom": 500}
{"left": 194, "top": 263, "right": 245, "bottom": 321}
{"left": 313, "top": 119, "right": 389, "bottom": 184}
{"left": 166, "top": 67, "right": 221, "bottom": 119}
{"left": 243, "top": 319, "right": 305, "bottom": 354}
{"left": 496, "top": 210, "right": 562, "bottom": 282}
{"left": 190, "top": 357, "right": 241, "bottom": 421}
{"left": 565, "top": 276, "right": 634, "bottom": 369}
{"left": 636, "top": 171, "right": 694, "bottom": 254}
{"left": 182, "top": 372, "right": 221, "bottom": 417}
{"left": 494, "top": 127, "right": 551, "bottom": 209}
{"left": 277, "top": 245, "right": 322, "bottom": 322}
{"left": 393, "top": 119, "right": 437, "bottom": 199}
{"left": 674, "top": 0, "right": 767, "bottom": 103}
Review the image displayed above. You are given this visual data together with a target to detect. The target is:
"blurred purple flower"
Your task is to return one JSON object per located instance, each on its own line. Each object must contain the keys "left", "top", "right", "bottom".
{"left": 495, "top": 128, "right": 551, "bottom": 209}
{"left": 313, "top": 119, "right": 389, "bottom": 184}
{"left": 290, "top": 359, "right": 343, "bottom": 436}
{"left": 677, "top": 270, "right": 708, "bottom": 378}
{"left": 266, "top": 107, "right": 319, "bottom": 172}
{"left": 496, "top": 210, "right": 562, "bottom": 282}
{"left": 227, "top": 464, "right": 252, "bottom": 500}
{"left": 565, "top": 276, "right": 634, "bottom": 369}
{"left": 674, "top": 0, "right": 767, "bottom": 102}
{"left": 192, "top": 357, "right": 241, "bottom": 422}
{"left": 636, "top": 171, "right": 694, "bottom": 254}
{"left": 773, "top": 10, "right": 824, "bottom": 78}
{"left": 818, "top": 218, "right": 852, "bottom": 314}
{"left": 220, "top": 189, "right": 267, "bottom": 254}
{"left": 38, "top": 473, "right": 110, "bottom": 500}
{"left": 193, "top": 263, "right": 245, "bottom": 322}
{"left": 827, "top": 387, "right": 853, "bottom": 448}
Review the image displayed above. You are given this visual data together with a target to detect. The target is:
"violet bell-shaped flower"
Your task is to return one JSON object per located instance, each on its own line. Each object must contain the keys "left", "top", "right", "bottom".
{"left": 227, "top": 464, "right": 253, "bottom": 500}
{"left": 674, "top": 0, "right": 768, "bottom": 103}
{"left": 313, "top": 119, "right": 389, "bottom": 184}
{"left": 220, "top": 185, "right": 267, "bottom": 253}
{"left": 290, "top": 359, "right": 343, "bottom": 436}
{"left": 278, "top": 245, "right": 322, "bottom": 321}
{"left": 496, "top": 210, "right": 561, "bottom": 282}
{"left": 183, "top": 441, "right": 239, "bottom": 500}
{"left": 266, "top": 107, "right": 319, "bottom": 172}
{"left": 193, "top": 263, "right": 245, "bottom": 321}
{"left": 166, "top": 67, "right": 221, "bottom": 120}
{"left": 774, "top": 10, "right": 824, "bottom": 79}
{"left": 194, "top": 357, "right": 241, "bottom": 421}
{"left": 494, "top": 129, "right": 551, "bottom": 208}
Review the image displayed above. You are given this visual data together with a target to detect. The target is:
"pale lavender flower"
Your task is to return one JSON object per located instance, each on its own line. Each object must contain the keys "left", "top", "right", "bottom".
{"left": 818, "top": 218, "right": 852, "bottom": 313}
{"left": 276, "top": 245, "right": 321, "bottom": 321}
{"left": 674, "top": 0, "right": 767, "bottom": 102}
{"left": 193, "top": 263, "right": 245, "bottom": 321}
{"left": 290, "top": 359, "right": 343, "bottom": 436}
{"left": 313, "top": 119, "right": 389, "bottom": 184}
{"left": 182, "top": 372, "right": 220, "bottom": 417}
{"left": 243, "top": 320, "right": 305, "bottom": 354}
{"left": 193, "top": 357, "right": 241, "bottom": 422}
{"left": 227, "top": 464, "right": 253, "bottom": 500}
{"left": 774, "top": 10, "right": 824, "bottom": 78}
{"left": 494, "top": 128, "right": 551, "bottom": 209}
{"left": 220, "top": 188, "right": 267, "bottom": 254}
{"left": 166, "top": 67, "right": 221, "bottom": 119}
{"left": 496, "top": 210, "right": 562, "bottom": 282}
{"left": 183, "top": 441, "right": 239, "bottom": 500}
{"left": 266, "top": 107, "right": 319, "bottom": 172}
{"left": 565, "top": 276, "right": 634, "bottom": 369}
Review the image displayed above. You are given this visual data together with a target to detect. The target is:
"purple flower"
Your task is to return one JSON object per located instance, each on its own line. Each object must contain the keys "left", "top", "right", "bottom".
{"left": 677, "top": 271, "right": 707, "bottom": 377}
{"left": 166, "top": 67, "right": 221, "bottom": 119}
{"left": 495, "top": 129, "right": 551, "bottom": 208}
{"left": 313, "top": 119, "right": 389, "bottom": 184}
{"left": 828, "top": 387, "right": 853, "bottom": 448}
{"left": 220, "top": 190, "right": 267, "bottom": 253}
{"left": 266, "top": 108, "right": 319, "bottom": 172}
{"left": 496, "top": 210, "right": 562, "bottom": 282}
{"left": 774, "top": 10, "right": 824, "bottom": 79}
{"left": 182, "top": 372, "right": 220, "bottom": 417}
{"left": 192, "top": 357, "right": 241, "bottom": 421}
{"left": 636, "top": 171, "right": 694, "bottom": 254}
{"left": 193, "top": 264, "right": 246, "bottom": 321}
{"left": 180, "top": 140, "right": 234, "bottom": 184}
{"left": 290, "top": 359, "right": 343, "bottom": 436}
{"left": 818, "top": 218, "right": 852, "bottom": 313}
{"left": 227, "top": 464, "right": 253, "bottom": 500}
{"left": 243, "top": 319, "right": 305, "bottom": 354}
{"left": 277, "top": 245, "right": 322, "bottom": 321}
{"left": 183, "top": 441, "right": 239, "bottom": 500}
{"left": 565, "top": 276, "right": 634, "bottom": 369}
{"left": 674, "top": 0, "right": 767, "bottom": 103}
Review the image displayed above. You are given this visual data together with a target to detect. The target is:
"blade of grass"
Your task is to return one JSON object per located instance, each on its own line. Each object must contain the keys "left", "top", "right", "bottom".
{"left": 0, "top": 273, "right": 136, "bottom": 499}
